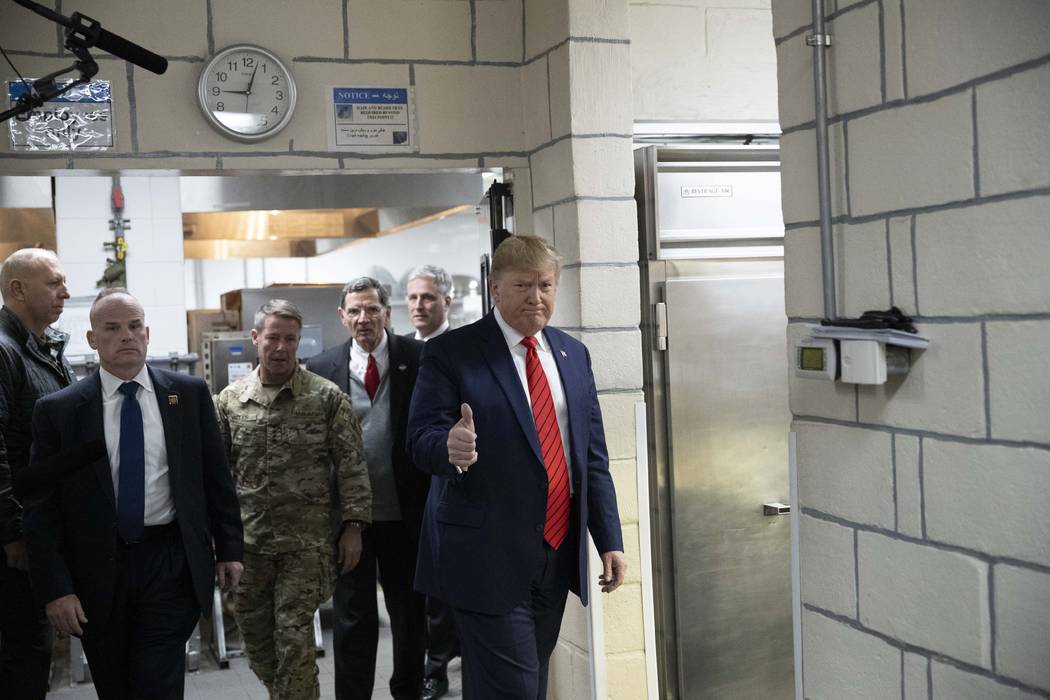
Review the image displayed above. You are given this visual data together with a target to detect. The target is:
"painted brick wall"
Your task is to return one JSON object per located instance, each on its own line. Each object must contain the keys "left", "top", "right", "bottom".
{"left": 773, "top": 0, "right": 1050, "bottom": 697}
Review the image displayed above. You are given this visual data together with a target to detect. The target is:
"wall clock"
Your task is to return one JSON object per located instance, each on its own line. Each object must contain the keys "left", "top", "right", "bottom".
{"left": 198, "top": 45, "right": 297, "bottom": 141}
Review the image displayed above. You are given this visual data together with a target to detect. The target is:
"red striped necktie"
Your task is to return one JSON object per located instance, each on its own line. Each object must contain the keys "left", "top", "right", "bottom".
{"left": 521, "top": 335, "right": 570, "bottom": 549}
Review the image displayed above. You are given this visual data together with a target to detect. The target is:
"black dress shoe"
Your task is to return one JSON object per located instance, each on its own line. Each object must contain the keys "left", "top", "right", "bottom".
{"left": 421, "top": 676, "right": 450, "bottom": 700}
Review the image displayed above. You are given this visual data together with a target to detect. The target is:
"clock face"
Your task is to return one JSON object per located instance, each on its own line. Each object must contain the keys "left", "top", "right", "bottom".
{"left": 198, "top": 45, "right": 296, "bottom": 141}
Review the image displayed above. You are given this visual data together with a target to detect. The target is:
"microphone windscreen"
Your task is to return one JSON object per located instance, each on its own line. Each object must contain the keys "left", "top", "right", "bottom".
{"left": 95, "top": 27, "right": 168, "bottom": 75}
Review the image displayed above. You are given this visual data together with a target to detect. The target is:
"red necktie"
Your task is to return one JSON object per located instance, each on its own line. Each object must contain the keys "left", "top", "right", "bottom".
{"left": 364, "top": 354, "right": 380, "bottom": 400}
{"left": 521, "top": 336, "right": 570, "bottom": 549}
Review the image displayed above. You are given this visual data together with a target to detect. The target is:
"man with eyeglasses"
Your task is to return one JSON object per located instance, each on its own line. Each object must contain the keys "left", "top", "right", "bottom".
{"left": 306, "top": 277, "right": 429, "bottom": 700}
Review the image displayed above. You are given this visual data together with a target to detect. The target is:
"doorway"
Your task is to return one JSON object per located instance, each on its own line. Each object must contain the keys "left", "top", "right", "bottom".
{"left": 636, "top": 144, "right": 794, "bottom": 699}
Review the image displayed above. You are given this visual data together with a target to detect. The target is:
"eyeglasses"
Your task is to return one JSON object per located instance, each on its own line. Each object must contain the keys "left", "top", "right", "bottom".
{"left": 344, "top": 305, "right": 385, "bottom": 318}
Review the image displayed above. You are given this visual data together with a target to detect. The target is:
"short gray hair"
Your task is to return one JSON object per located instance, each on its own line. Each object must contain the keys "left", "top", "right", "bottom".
{"left": 340, "top": 276, "right": 389, "bottom": 308}
{"left": 407, "top": 265, "right": 454, "bottom": 298}
{"left": 253, "top": 299, "right": 303, "bottom": 331}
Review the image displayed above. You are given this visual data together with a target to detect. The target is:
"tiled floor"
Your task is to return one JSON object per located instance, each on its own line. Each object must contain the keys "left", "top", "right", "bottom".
{"left": 46, "top": 602, "right": 463, "bottom": 700}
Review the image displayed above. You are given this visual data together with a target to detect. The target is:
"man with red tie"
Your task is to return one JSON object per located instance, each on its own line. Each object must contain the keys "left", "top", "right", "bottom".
{"left": 306, "top": 277, "right": 428, "bottom": 700}
{"left": 407, "top": 236, "right": 627, "bottom": 699}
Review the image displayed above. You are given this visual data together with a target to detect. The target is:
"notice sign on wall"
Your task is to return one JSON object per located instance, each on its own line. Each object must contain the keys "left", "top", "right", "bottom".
{"left": 7, "top": 80, "right": 114, "bottom": 151}
{"left": 326, "top": 86, "right": 417, "bottom": 152}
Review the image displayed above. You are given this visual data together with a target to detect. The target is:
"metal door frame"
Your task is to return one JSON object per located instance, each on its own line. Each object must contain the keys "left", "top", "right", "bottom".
{"left": 636, "top": 143, "right": 788, "bottom": 699}
{"left": 636, "top": 146, "right": 680, "bottom": 698}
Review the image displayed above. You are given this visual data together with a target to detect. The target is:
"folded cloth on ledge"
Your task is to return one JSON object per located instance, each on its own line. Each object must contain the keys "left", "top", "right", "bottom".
{"left": 821, "top": 306, "right": 916, "bottom": 334}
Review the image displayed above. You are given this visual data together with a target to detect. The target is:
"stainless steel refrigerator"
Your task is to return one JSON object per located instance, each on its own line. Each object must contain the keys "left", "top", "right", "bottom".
{"left": 635, "top": 143, "right": 795, "bottom": 699}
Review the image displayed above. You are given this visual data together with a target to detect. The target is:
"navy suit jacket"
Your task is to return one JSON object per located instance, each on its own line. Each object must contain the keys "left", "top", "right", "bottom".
{"left": 407, "top": 312, "right": 623, "bottom": 615}
{"left": 23, "top": 368, "right": 244, "bottom": 629}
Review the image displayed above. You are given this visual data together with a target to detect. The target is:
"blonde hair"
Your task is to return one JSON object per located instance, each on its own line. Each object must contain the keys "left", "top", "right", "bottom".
{"left": 490, "top": 235, "right": 562, "bottom": 280}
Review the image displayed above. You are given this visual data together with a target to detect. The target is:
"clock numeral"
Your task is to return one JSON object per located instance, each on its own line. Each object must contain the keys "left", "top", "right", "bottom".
{"left": 271, "top": 75, "right": 279, "bottom": 86}
{"left": 262, "top": 63, "right": 267, "bottom": 73}
{"left": 227, "top": 60, "right": 238, "bottom": 72}
{"left": 270, "top": 106, "right": 279, "bottom": 115}
{"left": 216, "top": 102, "right": 225, "bottom": 111}
{"left": 243, "top": 57, "right": 254, "bottom": 68}
{"left": 211, "top": 86, "right": 220, "bottom": 96}
{"left": 215, "top": 71, "right": 227, "bottom": 82}
{"left": 275, "top": 90, "right": 284, "bottom": 101}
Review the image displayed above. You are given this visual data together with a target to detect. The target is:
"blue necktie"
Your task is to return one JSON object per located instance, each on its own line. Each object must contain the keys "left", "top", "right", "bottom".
{"left": 117, "top": 381, "right": 145, "bottom": 544}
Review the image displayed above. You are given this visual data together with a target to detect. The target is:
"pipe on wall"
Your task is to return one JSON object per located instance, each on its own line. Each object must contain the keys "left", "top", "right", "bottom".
{"left": 810, "top": 0, "right": 837, "bottom": 320}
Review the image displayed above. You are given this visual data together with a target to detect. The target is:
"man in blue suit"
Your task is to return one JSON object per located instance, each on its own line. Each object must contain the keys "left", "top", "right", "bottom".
{"left": 408, "top": 235, "right": 626, "bottom": 699}
{"left": 24, "top": 289, "right": 244, "bottom": 699}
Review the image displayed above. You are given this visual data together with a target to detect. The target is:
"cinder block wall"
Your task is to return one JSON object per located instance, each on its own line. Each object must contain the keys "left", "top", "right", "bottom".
{"left": 519, "top": 2, "right": 647, "bottom": 698}
{"left": 0, "top": 0, "right": 527, "bottom": 171}
{"left": 629, "top": 0, "right": 779, "bottom": 122}
{"left": 1, "top": 1, "right": 649, "bottom": 697}
{"left": 773, "top": 0, "right": 1050, "bottom": 697}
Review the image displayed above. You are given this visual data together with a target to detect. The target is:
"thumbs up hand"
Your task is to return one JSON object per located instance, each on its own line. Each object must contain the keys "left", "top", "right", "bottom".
{"left": 447, "top": 403, "right": 478, "bottom": 470}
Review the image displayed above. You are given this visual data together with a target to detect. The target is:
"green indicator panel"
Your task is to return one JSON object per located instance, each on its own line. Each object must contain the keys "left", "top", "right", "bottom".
{"left": 799, "top": 346, "right": 825, "bottom": 372}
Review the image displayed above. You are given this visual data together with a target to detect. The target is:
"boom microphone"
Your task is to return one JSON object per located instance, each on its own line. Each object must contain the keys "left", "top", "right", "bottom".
{"left": 69, "top": 12, "right": 169, "bottom": 75}
{"left": 10, "top": 0, "right": 168, "bottom": 75}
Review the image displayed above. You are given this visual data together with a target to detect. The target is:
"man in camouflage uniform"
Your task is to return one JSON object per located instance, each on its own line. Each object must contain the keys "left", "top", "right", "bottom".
{"left": 215, "top": 299, "right": 371, "bottom": 700}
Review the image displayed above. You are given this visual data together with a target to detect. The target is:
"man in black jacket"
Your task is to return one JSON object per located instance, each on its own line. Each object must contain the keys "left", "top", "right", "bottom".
{"left": 306, "top": 277, "right": 428, "bottom": 700}
{"left": 0, "top": 248, "right": 75, "bottom": 700}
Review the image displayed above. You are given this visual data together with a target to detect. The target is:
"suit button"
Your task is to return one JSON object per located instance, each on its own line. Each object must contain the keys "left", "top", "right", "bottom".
{"left": 535, "top": 524, "right": 543, "bottom": 533}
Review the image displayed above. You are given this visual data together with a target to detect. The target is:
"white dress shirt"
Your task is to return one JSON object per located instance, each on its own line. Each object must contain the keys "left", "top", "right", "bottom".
{"left": 414, "top": 320, "right": 449, "bottom": 342}
{"left": 349, "top": 329, "right": 389, "bottom": 385}
{"left": 99, "top": 365, "right": 176, "bottom": 525}
{"left": 493, "top": 307, "right": 573, "bottom": 489}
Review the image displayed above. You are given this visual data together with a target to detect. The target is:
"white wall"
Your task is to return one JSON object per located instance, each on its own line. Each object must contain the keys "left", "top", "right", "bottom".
{"left": 55, "top": 176, "right": 187, "bottom": 355}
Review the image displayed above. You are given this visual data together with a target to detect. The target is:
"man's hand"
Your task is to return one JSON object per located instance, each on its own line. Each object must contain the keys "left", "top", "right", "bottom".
{"left": 216, "top": 561, "right": 244, "bottom": 593}
{"left": 599, "top": 550, "right": 627, "bottom": 593}
{"left": 3, "top": 539, "right": 28, "bottom": 572}
{"left": 447, "top": 403, "right": 477, "bottom": 470}
{"left": 46, "top": 594, "right": 87, "bottom": 636}
{"left": 337, "top": 525, "right": 363, "bottom": 575}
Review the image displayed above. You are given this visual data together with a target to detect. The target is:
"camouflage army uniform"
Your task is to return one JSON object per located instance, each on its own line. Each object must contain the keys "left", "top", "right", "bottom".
{"left": 216, "top": 365, "right": 370, "bottom": 700}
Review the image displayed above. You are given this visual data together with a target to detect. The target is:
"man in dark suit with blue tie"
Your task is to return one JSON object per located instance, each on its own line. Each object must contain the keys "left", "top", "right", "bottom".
{"left": 23, "top": 289, "right": 244, "bottom": 699}
{"left": 408, "top": 235, "right": 627, "bottom": 699}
